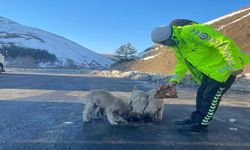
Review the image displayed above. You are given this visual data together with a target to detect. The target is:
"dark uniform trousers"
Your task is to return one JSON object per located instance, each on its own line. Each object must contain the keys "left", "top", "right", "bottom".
{"left": 190, "top": 74, "right": 236, "bottom": 126}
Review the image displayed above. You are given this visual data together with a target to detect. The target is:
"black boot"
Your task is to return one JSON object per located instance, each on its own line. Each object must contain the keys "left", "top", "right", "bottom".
{"left": 175, "top": 118, "right": 194, "bottom": 125}
{"left": 176, "top": 123, "right": 208, "bottom": 133}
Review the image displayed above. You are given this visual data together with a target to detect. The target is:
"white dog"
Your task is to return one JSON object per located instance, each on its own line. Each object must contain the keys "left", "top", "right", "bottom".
{"left": 144, "top": 89, "right": 164, "bottom": 122}
{"left": 129, "top": 87, "right": 164, "bottom": 122}
{"left": 128, "top": 86, "right": 149, "bottom": 121}
{"left": 83, "top": 89, "right": 131, "bottom": 125}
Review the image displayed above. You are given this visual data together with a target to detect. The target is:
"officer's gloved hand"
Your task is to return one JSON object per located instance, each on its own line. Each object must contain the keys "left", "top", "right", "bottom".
{"left": 231, "top": 69, "right": 243, "bottom": 76}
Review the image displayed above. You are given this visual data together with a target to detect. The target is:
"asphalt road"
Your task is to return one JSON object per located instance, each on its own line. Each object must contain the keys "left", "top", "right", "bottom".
{"left": 0, "top": 70, "right": 250, "bottom": 150}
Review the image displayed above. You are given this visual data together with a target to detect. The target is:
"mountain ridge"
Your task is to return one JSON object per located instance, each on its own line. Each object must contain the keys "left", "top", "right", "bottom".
{"left": 0, "top": 16, "right": 114, "bottom": 69}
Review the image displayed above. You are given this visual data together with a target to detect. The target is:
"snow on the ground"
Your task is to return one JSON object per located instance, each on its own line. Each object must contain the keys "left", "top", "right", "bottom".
{"left": 94, "top": 70, "right": 250, "bottom": 92}
{"left": 231, "top": 73, "right": 250, "bottom": 92}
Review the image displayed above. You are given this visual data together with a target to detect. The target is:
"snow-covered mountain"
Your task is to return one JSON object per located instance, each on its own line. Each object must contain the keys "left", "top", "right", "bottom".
{"left": 0, "top": 16, "right": 114, "bottom": 69}
{"left": 113, "top": 6, "right": 250, "bottom": 74}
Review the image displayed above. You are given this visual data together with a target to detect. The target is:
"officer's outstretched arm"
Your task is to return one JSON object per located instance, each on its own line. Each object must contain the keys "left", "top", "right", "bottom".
{"left": 169, "top": 50, "right": 188, "bottom": 84}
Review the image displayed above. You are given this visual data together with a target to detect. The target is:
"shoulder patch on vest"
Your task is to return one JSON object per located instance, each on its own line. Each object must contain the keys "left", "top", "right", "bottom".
{"left": 199, "top": 33, "right": 208, "bottom": 40}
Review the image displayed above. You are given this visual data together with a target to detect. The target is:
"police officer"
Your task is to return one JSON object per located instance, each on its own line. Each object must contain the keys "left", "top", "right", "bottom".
{"left": 151, "top": 19, "right": 250, "bottom": 132}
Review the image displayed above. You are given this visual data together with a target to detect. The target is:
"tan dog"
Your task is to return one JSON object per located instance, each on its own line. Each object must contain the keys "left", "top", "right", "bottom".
{"left": 128, "top": 86, "right": 149, "bottom": 121}
{"left": 144, "top": 89, "right": 164, "bottom": 122}
{"left": 83, "top": 89, "right": 131, "bottom": 125}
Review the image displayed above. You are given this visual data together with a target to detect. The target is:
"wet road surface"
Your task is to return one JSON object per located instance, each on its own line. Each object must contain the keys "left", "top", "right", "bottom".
{"left": 0, "top": 70, "right": 250, "bottom": 150}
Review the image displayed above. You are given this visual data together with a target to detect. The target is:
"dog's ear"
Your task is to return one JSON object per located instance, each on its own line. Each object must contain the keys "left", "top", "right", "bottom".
{"left": 133, "top": 85, "right": 138, "bottom": 91}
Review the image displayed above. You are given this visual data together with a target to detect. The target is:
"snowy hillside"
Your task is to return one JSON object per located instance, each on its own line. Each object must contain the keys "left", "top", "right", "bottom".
{"left": 0, "top": 16, "right": 114, "bottom": 69}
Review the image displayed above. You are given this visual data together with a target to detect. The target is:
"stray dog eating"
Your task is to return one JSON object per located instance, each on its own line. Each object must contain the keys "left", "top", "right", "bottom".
{"left": 129, "top": 85, "right": 177, "bottom": 123}
{"left": 82, "top": 89, "right": 131, "bottom": 125}
{"left": 144, "top": 89, "right": 164, "bottom": 122}
{"left": 128, "top": 87, "right": 165, "bottom": 123}
{"left": 128, "top": 86, "right": 149, "bottom": 122}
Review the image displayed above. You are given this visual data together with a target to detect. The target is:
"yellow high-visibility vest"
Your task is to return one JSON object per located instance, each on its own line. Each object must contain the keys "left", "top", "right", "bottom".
{"left": 169, "top": 24, "right": 250, "bottom": 84}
